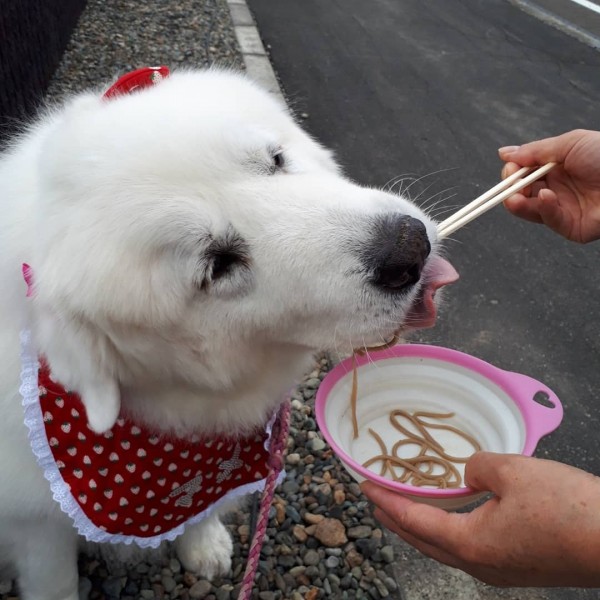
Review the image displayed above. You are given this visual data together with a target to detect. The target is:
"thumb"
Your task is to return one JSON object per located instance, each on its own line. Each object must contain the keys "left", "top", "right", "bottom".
{"left": 498, "top": 130, "right": 582, "bottom": 167}
{"left": 464, "top": 451, "right": 524, "bottom": 496}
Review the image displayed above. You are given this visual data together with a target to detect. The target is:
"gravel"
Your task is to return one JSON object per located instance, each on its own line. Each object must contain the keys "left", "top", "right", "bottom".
{"left": 1, "top": 1, "right": 400, "bottom": 598}
{"left": 45, "top": 0, "right": 243, "bottom": 103}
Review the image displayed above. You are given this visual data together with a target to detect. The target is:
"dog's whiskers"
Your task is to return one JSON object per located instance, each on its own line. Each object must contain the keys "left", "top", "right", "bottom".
{"left": 402, "top": 167, "right": 459, "bottom": 199}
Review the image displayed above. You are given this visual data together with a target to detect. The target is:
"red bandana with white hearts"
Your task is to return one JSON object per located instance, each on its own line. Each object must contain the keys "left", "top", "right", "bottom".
{"left": 36, "top": 361, "right": 271, "bottom": 545}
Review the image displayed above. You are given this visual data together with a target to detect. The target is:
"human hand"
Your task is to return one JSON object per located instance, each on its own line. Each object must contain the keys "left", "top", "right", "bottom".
{"left": 361, "top": 452, "right": 600, "bottom": 587}
{"left": 499, "top": 129, "right": 600, "bottom": 243}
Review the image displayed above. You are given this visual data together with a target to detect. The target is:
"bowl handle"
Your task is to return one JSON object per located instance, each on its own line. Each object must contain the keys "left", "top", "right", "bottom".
{"left": 501, "top": 371, "right": 564, "bottom": 451}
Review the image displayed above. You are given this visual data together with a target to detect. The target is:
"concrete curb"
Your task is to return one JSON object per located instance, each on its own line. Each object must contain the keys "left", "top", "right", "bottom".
{"left": 509, "top": 0, "right": 600, "bottom": 49}
{"left": 226, "top": 0, "right": 285, "bottom": 103}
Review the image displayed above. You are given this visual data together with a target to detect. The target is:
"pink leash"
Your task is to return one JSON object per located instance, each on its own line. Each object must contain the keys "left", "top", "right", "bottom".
{"left": 238, "top": 400, "right": 291, "bottom": 599}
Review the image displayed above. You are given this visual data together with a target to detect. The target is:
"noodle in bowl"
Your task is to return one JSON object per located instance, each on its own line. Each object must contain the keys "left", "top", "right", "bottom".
{"left": 315, "top": 344, "right": 564, "bottom": 510}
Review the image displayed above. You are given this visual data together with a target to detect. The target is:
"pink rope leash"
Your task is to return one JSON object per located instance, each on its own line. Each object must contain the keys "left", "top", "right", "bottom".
{"left": 237, "top": 400, "right": 291, "bottom": 600}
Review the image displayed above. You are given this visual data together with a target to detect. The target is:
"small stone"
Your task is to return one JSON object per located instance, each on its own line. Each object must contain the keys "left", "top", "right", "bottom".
{"left": 305, "top": 588, "right": 319, "bottom": 600}
{"left": 292, "top": 524, "right": 308, "bottom": 542}
{"left": 152, "top": 583, "right": 165, "bottom": 600}
{"left": 355, "top": 538, "right": 379, "bottom": 558}
{"left": 285, "top": 504, "right": 302, "bottom": 523}
{"left": 373, "top": 578, "right": 389, "bottom": 597}
{"left": 216, "top": 585, "right": 234, "bottom": 600}
{"left": 162, "top": 576, "right": 177, "bottom": 593}
{"left": 274, "top": 571, "right": 287, "bottom": 593}
{"left": 384, "top": 576, "right": 398, "bottom": 591}
{"left": 282, "top": 480, "right": 300, "bottom": 495}
{"left": 303, "top": 549, "right": 320, "bottom": 566}
{"left": 348, "top": 483, "right": 362, "bottom": 496}
{"left": 308, "top": 438, "right": 326, "bottom": 452}
{"left": 304, "top": 377, "right": 321, "bottom": 389}
{"left": 303, "top": 512, "right": 324, "bottom": 525}
{"left": 124, "top": 580, "right": 139, "bottom": 596}
{"left": 340, "top": 573, "right": 353, "bottom": 589}
{"left": 286, "top": 453, "right": 301, "bottom": 465}
{"left": 334, "top": 489, "right": 345, "bottom": 504}
{"left": 169, "top": 558, "right": 181, "bottom": 574}
{"left": 289, "top": 565, "right": 306, "bottom": 578}
{"left": 258, "top": 574, "right": 269, "bottom": 591}
{"left": 140, "top": 591, "right": 155, "bottom": 600}
{"left": 238, "top": 524, "right": 250, "bottom": 543}
{"left": 275, "top": 502, "right": 286, "bottom": 524}
{"left": 313, "top": 518, "right": 348, "bottom": 547}
{"left": 102, "top": 576, "right": 125, "bottom": 598}
{"left": 188, "top": 580, "right": 212, "bottom": 599}
{"left": 258, "top": 593, "right": 275, "bottom": 600}
{"left": 278, "top": 555, "right": 296, "bottom": 568}
{"left": 345, "top": 548, "right": 364, "bottom": 568}
{"left": 347, "top": 525, "right": 372, "bottom": 540}
{"left": 380, "top": 545, "right": 394, "bottom": 563}
{"left": 183, "top": 572, "right": 198, "bottom": 587}
{"left": 326, "top": 556, "right": 340, "bottom": 569}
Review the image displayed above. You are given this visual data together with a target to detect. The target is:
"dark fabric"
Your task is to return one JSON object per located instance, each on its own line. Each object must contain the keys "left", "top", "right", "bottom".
{"left": 0, "top": 0, "right": 87, "bottom": 141}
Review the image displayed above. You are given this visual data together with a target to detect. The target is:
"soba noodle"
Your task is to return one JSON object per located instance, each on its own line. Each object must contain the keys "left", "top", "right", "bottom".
{"left": 348, "top": 345, "right": 481, "bottom": 488}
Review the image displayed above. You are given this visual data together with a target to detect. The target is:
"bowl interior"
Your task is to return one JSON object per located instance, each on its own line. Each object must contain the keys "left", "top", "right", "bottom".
{"left": 321, "top": 355, "right": 526, "bottom": 494}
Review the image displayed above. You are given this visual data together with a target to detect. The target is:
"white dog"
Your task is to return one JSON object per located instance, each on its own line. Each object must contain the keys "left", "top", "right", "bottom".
{"left": 0, "top": 68, "right": 457, "bottom": 600}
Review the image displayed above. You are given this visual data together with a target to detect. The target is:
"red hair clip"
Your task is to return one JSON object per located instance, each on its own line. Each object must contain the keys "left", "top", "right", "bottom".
{"left": 103, "top": 66, "right": 170, "bottom": 99}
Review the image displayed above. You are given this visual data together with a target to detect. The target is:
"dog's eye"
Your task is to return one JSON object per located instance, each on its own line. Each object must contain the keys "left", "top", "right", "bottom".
{"left": 272, "top": 150, "right": 285, "bottom": 171}
{"left": 210, "top": 250, "right": 241, "bottom": 281}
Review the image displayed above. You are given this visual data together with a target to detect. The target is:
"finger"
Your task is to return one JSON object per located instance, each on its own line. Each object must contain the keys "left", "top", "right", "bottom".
{"left": 501, "top": 161, "right": 522, "bottom": 179}
{"left": 530, "top": 180, "right": 547, "bottom": 198}
{"left": 498, "top": 130, "right": 585, "bottom": 167}
{"left": 373, "top": 506, "right": 465, "bottom": 570}
{"left": 536, "top": 188, "right": 570, "bottom": 234}
{"left": 464, "top": 452, "right": 524, "bottom": 495}
{"left": 500, "top": 162, "right": 533, "bottom": 197}
{"left": 503, "top": 193, "right": 545, "bottom": 224}
{"left": 361, "top": 482, "right": 468, "bottom": 553}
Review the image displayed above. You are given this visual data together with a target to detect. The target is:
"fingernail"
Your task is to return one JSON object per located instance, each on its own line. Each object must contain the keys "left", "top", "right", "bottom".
{"left": 498, "top": 145, "right": 520, "bottom": 155}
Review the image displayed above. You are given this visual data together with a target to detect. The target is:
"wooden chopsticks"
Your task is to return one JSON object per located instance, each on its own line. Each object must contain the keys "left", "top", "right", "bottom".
{"left": 437, "top": 163, "right": 556, "bottom": 239}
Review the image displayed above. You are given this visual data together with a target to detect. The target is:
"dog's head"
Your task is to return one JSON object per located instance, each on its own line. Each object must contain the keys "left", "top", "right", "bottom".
{"left": 30, "top": 70, "right": 457, "bottom": 433}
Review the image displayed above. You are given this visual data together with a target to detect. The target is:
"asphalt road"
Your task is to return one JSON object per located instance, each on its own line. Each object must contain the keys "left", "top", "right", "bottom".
{"left": 245, "top": 1, "right": 600, "bottom": 597}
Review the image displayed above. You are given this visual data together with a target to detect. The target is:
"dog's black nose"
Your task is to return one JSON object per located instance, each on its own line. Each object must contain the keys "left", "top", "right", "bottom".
{"left": 366, "top": 215, "right": 431, "bottom": 292}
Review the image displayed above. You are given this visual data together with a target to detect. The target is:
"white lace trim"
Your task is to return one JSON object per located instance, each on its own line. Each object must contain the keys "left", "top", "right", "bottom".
{"left": 19, "top": 329, "right": 284, "bottom": 549}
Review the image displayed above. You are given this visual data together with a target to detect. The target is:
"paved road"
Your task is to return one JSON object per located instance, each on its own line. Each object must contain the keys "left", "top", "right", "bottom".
{"left": 245, "top": 1, "right": 600, "bottom": 598}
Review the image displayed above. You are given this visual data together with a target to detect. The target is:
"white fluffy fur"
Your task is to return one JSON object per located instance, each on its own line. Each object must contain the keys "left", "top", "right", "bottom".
{"left": 0, "top": 69, "right": 442, "bottom": 598}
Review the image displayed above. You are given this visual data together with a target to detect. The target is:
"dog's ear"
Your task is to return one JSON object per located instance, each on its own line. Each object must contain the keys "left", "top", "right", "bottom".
{"left": 35, "top": 309, "right": 122, "bottom": 434}
{"left": 80, "top": 378, "right": 121, "bottom": 434}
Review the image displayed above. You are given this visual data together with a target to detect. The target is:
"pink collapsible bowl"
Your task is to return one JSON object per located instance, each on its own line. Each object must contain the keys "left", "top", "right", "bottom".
{"left": 315, "top": 345, "right": 563, "bottom": 510}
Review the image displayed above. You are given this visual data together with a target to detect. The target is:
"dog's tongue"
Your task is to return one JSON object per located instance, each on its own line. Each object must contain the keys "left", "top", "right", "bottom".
{"left": 406, "top": 256, "right": 459, "bottom": 329}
